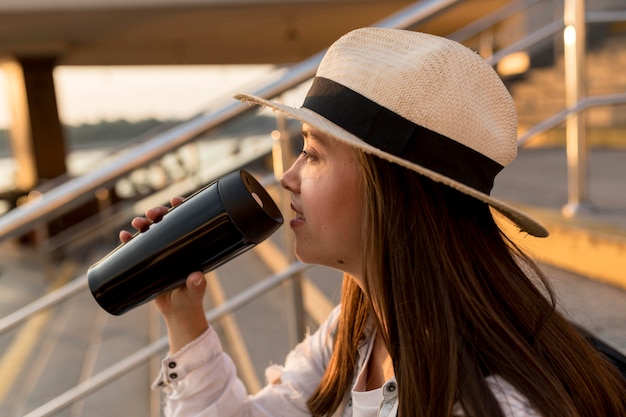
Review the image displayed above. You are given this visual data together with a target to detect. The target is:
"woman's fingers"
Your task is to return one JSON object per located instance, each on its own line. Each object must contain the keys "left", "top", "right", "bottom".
{"left": 186, "top": 271, "right": 206, "bottom": 294}
{"left": 145, "top": 206, "right": 170, "bottom": 221}
{"left": 119, "top": 210, "right": 164, "bottom": 243}
{"left": 130, "top": 216, "right": 152, "bottom": 232}
{"left": 119, "top": 229, "right": 134, "bottom": 243}
{"left": 153, "top": 271, "right": 206, "bottom": 316}
{"left": 171, "top": 196, "right": 184, "bottom": 207}
{"left": 119, "top": 197, "right": 183, "bottom": 244}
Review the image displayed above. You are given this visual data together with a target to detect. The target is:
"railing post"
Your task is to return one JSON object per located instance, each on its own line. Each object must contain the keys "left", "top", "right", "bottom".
{"left": 271, "top": 113, "right": 307, "bottom": 345}
{"left": 562, "top": 0, "right": 591, "bottom": 217}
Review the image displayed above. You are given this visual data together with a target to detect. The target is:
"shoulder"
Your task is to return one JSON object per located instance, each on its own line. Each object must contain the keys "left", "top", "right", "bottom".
{"left": 324, "top": 304, "right": 342, "bottom": 334}
{"left": 312, "top": 303, "right": 342, "bottom": 351}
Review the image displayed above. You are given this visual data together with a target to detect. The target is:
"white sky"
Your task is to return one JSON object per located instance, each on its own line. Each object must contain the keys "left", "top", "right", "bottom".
{"left": 0, "top": 64, "right": 276, "bottom": 128}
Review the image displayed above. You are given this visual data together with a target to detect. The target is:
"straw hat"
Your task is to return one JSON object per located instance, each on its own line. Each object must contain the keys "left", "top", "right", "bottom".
{"left": 236, "top": 27, "right": 548, "bottom": 237}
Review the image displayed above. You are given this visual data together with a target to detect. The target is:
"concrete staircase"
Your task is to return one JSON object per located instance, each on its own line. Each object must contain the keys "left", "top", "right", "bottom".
{"left": 492, "top": 24, "right": 626, "bottom": 293}
{"left": 509, "top": 28, "right": 626, "bottom": 148}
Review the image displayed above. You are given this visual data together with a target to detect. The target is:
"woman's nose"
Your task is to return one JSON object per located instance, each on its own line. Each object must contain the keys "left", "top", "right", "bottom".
{"left": 280, "top": 162, "right": 299, "bottom": 193}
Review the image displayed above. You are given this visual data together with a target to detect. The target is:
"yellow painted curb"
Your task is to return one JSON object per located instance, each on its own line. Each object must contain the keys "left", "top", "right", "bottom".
{"left": 496, "top": 208, "right": 626, "bottom": 291}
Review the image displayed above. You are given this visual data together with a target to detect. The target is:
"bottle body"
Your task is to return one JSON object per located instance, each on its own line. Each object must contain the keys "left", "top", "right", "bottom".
{"left": 88, "top": 170, "right": 283, "bottom": 315}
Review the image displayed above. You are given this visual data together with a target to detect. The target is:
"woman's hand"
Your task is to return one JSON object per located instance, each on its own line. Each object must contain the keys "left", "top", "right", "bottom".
{"left": 120, "top": 197, "right": 209, "bottom": 353}
{"left": 118, "top": 196, "right": 184, "bottom": 243}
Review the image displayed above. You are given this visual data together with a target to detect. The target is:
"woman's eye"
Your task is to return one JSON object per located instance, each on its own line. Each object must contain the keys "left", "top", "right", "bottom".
{"left": 300, "top": 149, "right": 316, "bottom": 162}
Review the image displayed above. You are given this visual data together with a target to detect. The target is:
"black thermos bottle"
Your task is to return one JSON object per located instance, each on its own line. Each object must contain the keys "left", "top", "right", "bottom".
{"left": 88, "top": 170, "right": 283, "bottom": 315}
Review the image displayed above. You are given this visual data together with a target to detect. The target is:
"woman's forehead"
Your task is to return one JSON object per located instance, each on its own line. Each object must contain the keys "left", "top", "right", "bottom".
{"left": 301, "top": 123, "right": 321, "bottom": 137}
{"left": 301, "top": 123, "right": 361, "bottom": 157}
{"left": 302, "top": 123, "right": 331, "bottom": 145}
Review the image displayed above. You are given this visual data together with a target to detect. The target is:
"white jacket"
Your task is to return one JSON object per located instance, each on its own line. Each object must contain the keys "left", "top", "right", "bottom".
{"left": 152, "top": 306, "right": 539, "bottom": 417}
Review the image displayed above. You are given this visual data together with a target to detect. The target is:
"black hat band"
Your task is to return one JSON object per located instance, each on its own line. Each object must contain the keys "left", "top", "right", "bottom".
{"left": 302, "top": 77, "right": 504, "bottom": 195}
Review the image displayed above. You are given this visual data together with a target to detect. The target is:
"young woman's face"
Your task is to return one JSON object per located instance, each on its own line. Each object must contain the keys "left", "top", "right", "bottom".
{"left": 280, "top": 124, "right": 365, "bottom": 277}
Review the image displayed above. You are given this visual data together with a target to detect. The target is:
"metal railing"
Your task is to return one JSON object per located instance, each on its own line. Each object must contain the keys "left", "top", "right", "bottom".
{"left": 518, "top": 92, "right": 626, "bottom": 146}
{"left": 21, "top": 262, "right": 310, "bottom": 417}
{"left": 1, "top": 0, "right": 625, "bottom": 415}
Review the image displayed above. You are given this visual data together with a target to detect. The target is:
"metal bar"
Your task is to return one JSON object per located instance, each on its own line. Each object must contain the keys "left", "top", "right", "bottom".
{"left": 517, "top": 92, "right": 626, "bottom": 147}
{"left": 254, "top": 235, "right": 336, "bottom": 326}
{"left": 0, "top": 274, "right": 88, "bottom": 335}
{"left": 0, "top": 0, "right": 464, "bottom": 243}
{"left": 486, "top": 18, "right": 564, "bottom": 65}
{"left": 22, "top": 261, "right": 309, "bottom": 417}
{"left": 448, "top": 0, "right": 542, "bottom": 42}
{"left": 562, "top": 0, "right": 589, "bottom": 217}
{"left": 205, "top": 271, "right": 262, "bottom": 393}
{"left": 372, "top": 0, "right": 463, "bottom": 29}
{"left": 580, "top": 93, "right": 626, "bottom": 109}
{"left": 587, "top": 10, "right": 626, "bottom": 24}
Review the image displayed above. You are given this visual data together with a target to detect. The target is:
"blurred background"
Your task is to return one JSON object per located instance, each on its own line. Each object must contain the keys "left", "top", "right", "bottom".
{"left": 0, "top": 1, "right": 624, "bottom": 416}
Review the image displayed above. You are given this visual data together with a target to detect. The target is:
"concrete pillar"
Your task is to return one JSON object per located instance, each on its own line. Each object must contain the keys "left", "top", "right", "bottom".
{"left": 1, "top": 56, "right": 67, "bottom": 192}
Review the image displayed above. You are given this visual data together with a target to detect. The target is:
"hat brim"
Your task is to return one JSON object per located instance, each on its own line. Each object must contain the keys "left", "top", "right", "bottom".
{"left": 236, "top": 93, "right": 549, "bottom": 238}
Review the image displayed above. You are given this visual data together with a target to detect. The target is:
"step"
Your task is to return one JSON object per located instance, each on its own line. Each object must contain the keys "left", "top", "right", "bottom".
{"left": 497, "top": 205, "right": 626, "bottom": 290}
{"left": 492, "top": 148, "right": 626, "bottom": 290}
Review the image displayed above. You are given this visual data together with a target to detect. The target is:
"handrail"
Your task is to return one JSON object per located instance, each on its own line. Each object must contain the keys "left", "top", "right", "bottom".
{"left": 448, "top": 0, "right": 543, "bottom": 42}
{"left": 0, "top": 0, "right": 464, "bottom": 243}
{"left": 0, "top": 171, "right": 277, "bottom": 337}
{"left": 587, "top": 9, "right": 626, "bottom": 24}
{"left": 447, "top": 1, "right": 624, "bottom": 43}
{"left": 22, "top": 261, "right": 310, "bottom": 417}
{"left": 0, "top": 274, "right": 88, "bottom": 335}
{"left": 486, "top": 18, "right": 564, "bottom": 66}
{"left": 517, "top": 92, "right": 626, "bottom": 147}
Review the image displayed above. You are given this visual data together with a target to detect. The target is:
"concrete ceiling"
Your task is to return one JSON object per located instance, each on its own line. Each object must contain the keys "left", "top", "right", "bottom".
{"left": 0, "top": 0, "right": 511, "bottom": 66}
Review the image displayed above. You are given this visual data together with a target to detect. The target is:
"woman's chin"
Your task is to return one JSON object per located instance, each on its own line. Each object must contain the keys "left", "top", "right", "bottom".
{"left": 293, "top": 245, "right": 318, "bottom": 266}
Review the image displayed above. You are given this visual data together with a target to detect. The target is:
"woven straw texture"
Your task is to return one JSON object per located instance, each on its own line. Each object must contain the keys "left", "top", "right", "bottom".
{"left": 317, "top": 28, "right": 518, "bottom": 166}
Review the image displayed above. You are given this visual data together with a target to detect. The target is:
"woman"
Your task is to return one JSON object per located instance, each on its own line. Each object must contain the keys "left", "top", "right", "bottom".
{"left": 122, "top": 28, "right": 626, "bottom": 416}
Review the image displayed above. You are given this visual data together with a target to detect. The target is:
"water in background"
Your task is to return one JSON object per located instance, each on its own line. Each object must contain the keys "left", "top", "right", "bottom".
{"left": 1, "top": 146, "right": 123, "bottom": 193}
{"left": 0, "top": 134, "right": 274, "bottom": 215}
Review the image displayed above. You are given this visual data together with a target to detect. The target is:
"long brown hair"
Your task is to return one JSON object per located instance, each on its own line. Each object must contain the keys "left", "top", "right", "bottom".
{"left": 307, "top": 153, "right": 626, "bottom": 416}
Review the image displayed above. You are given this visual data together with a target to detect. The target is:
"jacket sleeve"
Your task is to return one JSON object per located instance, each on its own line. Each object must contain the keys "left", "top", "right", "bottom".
{"left": 152, "top": 305, "right": 341, "bottom": 417}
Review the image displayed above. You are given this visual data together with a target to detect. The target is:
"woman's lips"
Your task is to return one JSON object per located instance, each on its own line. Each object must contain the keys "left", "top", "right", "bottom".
{"left": 290, "top": 203, "right": 305, "bottom": 227}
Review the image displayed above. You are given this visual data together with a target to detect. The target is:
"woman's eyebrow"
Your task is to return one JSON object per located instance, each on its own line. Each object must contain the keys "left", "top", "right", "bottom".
{"left": 302, "top": 128, "right": 330, "bottom": 147}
